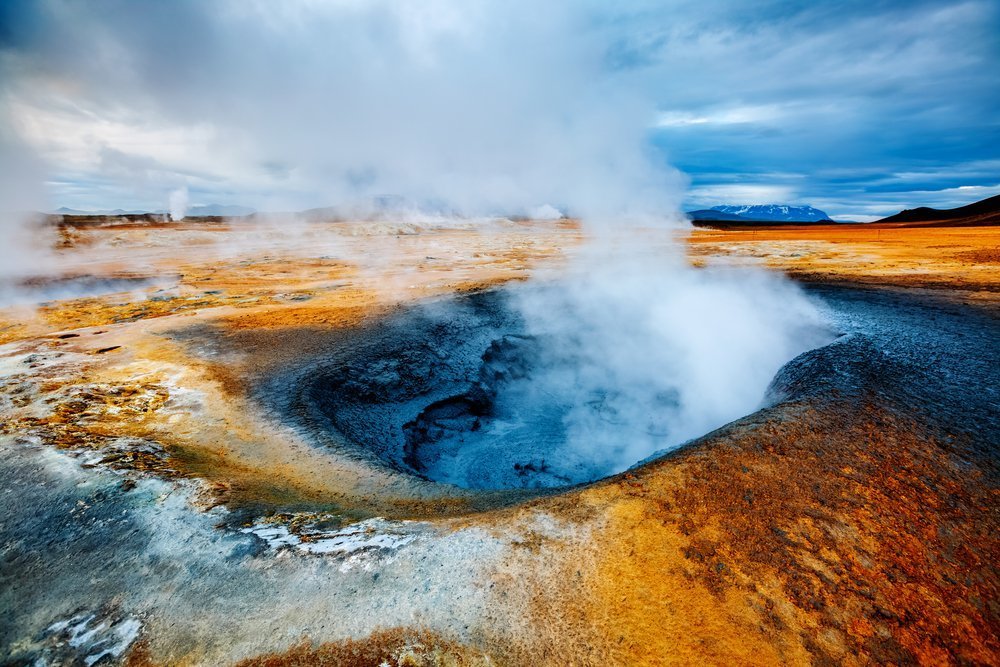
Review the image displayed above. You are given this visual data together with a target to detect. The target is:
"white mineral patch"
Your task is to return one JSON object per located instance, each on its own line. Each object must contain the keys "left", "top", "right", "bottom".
{"left": 43, "top": 612, "right": 142, "bottom": 666}
{"left": 243, "top": 524, "right": 300, "bottom": 549}
{"left": 82, "top": 437, "right": 168, "bottom": 469}
{"left": 241, "top": 517, "right": 422, "bottom": 570}
{"left": 0, "top": 346, "right": 86, "bottom": 376}
{"left": 5, "top": 439, "right": 507, "bottom": 665}
{"left": 159, "top": 374, "right": 207, "bottom": 415}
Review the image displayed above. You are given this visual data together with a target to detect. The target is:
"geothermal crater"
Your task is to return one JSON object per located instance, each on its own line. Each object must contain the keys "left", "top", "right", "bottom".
{"left": 290, "top": 286, "right": 822, "bottom": 490}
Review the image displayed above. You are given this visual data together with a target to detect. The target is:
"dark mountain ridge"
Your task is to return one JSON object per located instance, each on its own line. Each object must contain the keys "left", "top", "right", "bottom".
{"left": 877, "top": 194, "right": 1000, "bottom": 224}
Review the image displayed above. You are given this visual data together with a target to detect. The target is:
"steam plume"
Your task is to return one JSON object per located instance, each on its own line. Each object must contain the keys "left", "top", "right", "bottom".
{"left": 169, "top": 187, "right": 189, "bottom": 221}
{"left": 511, "top": 239, "right": 831, "bottom": 477}
{"left": 1, "top": 1, "right": 682, "bottom": 217}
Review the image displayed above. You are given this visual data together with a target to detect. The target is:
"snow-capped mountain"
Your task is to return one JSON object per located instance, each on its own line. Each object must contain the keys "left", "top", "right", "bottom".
{"left": 709, "top": 204, "right": 831, "bottom": 222}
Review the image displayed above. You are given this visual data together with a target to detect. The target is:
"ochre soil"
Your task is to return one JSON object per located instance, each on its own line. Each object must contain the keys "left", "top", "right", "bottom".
{"left": 687, "top": 223, "right": 1000, "bottom": 298}
{"left": 2, "top": 217, "right": 997, "bottom": 665}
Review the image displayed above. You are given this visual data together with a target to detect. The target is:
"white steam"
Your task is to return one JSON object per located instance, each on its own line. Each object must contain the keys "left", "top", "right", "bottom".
{"left": 169, "top": 187, "right": 189, "bottom": 221}
{"left": 2, "top": 1, "right": 684, "bottom": 218}
{"left": 510, "top": 238, "right": 832, "bottom": 479}
{"left": 529, "top": 204, "right": 564, "bottom": 221}
{"left": 0, "top": 124, "right": 53, "bottom": 282}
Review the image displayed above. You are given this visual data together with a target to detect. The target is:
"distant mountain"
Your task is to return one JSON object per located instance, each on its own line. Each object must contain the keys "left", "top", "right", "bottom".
{"left": 686, "top": 194, "right": 999, "bottom": 228}
{"left": 876, "top": 193, "right": 1000, "bottom": 225}
{"left": 53, "top": 206, "right": 151, "bottom": 215}
{"left": 52, "top": 204, "right": 255, "bottom": 217}
{"left": 186, "top": 204, "right": 256, "bottom": 217}
{"left": 708, "top": 204, "right": 832, "bottom": 223}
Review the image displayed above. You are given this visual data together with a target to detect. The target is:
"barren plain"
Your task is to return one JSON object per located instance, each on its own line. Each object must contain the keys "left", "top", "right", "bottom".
{"left": 1, "top": 216, "right": 997, "bottom": 666}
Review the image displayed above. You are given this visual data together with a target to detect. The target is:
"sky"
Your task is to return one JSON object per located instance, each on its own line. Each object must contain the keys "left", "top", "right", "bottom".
{"left": 0, "top": 0, "right": 997, "bottom": 221}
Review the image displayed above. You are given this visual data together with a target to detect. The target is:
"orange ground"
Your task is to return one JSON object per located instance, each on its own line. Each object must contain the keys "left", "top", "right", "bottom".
{"left": 687, "top": 223, "right": 1000, "bottom": 298}
{"left": 2, "top": 217, "right": 997, "bottom": 665}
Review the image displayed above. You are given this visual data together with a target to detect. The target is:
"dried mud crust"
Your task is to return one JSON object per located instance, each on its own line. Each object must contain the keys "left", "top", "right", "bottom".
{"left": 229, "top": 284, "right": 1000, "bottom": 665}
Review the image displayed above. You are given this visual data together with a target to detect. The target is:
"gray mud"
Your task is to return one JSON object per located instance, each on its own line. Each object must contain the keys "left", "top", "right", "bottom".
{"left": 801, "top": 285, "right": 999, "bottom": 463}
{"left": 280, "top": 289, "right": 595, "bottom": 490}
{"left": 262, "top": 284, "right": 999, "bottom": 493}
{"left": 270, "top": 286, "right": 802, "bottom": 491}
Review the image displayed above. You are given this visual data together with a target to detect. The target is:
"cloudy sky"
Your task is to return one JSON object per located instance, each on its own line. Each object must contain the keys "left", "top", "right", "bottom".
{"left": 1, "top": 0, "right": 997, "bottom": 220}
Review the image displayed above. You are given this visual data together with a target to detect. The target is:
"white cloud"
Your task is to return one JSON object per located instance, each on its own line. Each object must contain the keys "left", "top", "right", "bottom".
{"left": 687, "top": 183, "right": 797, "bottom": 207}
{"left": 809, "top": 182, "right": 1000, "bottom": 220}
{"left": 655, "top": 104, "right": 788, "bottom": 128}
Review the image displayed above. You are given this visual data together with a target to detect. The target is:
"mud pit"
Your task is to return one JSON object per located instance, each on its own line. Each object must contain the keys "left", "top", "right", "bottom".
{"left": 289, "top": 290, "right": 568, "bottom": 490}
{"left": 278, "top": 283, "right": 827, "bottom": 492}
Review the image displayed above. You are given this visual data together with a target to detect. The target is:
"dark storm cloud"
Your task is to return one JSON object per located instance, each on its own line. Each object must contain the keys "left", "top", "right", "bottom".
{"left": 622, "top": 0, "right": 999, "bottom": 217}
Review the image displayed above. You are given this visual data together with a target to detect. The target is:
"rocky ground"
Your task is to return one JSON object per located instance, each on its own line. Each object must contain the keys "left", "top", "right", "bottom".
{"left": 0, "top": 216, "right": 997, "bottom": 665}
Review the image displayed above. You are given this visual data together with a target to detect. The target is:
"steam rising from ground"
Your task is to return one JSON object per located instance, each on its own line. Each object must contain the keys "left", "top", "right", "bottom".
{"left": 2, "top": 1, "right": 683, "bottom": 218}
{"left": 398, "top": 240, "right": 832, "bottom": 489}
{"left": 0, "top": 128, "right": 51, "bottom": 280}
{"left": 507, "top": 241, "right": 831, "bottom": 481}
{"left": 168, "top": 187, "right": 188, "bottom": 221}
